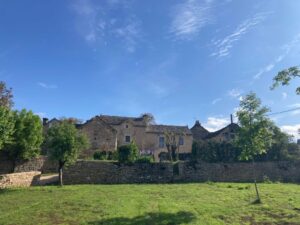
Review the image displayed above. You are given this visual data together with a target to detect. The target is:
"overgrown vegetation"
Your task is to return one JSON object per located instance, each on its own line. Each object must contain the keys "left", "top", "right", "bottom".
{"left": 0, "top": 82, "right": 44, "bottom": 171}
{"left": 0, "top": 183, "right": 299, "bottom": 225}
{"left": 117, "top": 141, "right": 139, "bottom": 163}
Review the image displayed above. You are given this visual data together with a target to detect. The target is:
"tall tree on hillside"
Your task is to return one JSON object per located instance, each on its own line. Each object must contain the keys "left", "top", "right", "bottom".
{"left": 0, "top": 81, "right": 13, "bottom": 108}
{"left": 235, "top": 92, "right": 273, "bottom": 203}
{"left": 6, "top": 109, "right": 44, "bottom": 170}
{"left": 45, "top": 120, "right": 89, "bottom": 186}
{"left": 271, "top": 66, "right": 300, "bottom": 94}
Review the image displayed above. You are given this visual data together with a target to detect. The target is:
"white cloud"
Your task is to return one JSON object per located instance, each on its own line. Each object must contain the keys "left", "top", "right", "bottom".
{"left": 71, "top": 0, "right": 141, "bottom": 52}
{"left": 212, "top": 98, "right": 222, "bottom": 105}
{"left": 280, "top": 124, "right": 300, "bottom": 141}
{"left": 37, "top": 82, "right": 57, "bottom": 89}
{"left": 169, "top": 0, "right": 214, "bottom": 40}
{"left": 203, "top": 116, "right": 230, "bottom": 132}
{"left": 282, "top": 92, "right": 288, "bottom": 100}
{"left": 228, "top": 88, "right": 242, "bottom": 99}
{"left": 254, "top": 33, "right": 300, "bottom": 80}
{"left": 211, "top": 12, "right": 271, "bottom": 58}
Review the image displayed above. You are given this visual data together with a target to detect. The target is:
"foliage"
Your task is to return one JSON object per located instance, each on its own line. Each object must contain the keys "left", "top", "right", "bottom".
{"left": 0, "top": 184, "right": 299, "bottom": 224}
{"left": 0, "top": 81, "right": 13, "bottom": 109}
{"left": 0, "top": 106, "right": 15, "bottom": 150}
{"left": 271, "top": 66, "right": 300, "bottom": 94}
{"left": 6, "top": 109, "right": 43, "bottom": 161}
{"left": 93, "top": 151, "right": 108, "bottom": 160}
{"left": 235, "top": 92, "right": 273, "bottom": 160}
{"left": 192, "top": 140, "right": 242, "bottom": 162}
{"left": 135, "top": 155, "right": 154, "bottom": 163}
{"left": 117, "top": 141, "right": 139, "bottom": 163}
{"left": 140, "top": 113, "right": 155, "bottom": 124}
{"left": 46, "top": 120, "right": 89, "bottom": 166}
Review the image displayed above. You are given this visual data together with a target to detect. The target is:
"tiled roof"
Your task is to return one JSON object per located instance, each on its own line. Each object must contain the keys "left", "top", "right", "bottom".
{"left": 98, "top": 115, "right": 146, "bottom": 126}
{"left": 205, "top": 123, "right": 239, "bottom": 139}
{"left": 191, "top": 121, "right": 210, "bottom": 141}
{"left": 146, "top": 125, "right": 192, "bottom": 135}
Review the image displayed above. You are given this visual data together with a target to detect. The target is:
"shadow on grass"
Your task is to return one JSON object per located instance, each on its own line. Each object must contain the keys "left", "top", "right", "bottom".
{"left": 0, "top": 188, "right": 18, "bottom": 194}
{"left": 88, "top": 211, "right": 196, "bottom": 225}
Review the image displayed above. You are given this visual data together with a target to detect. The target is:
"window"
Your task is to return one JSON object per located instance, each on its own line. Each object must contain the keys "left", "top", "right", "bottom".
{"left": 159, "top": 137, "right": 165, "bottom": 148}
{"left": 125, "top": 135, "right": 131, "bottom": 143}
{"left": 179, "top": 137, "right": 184, "bottom": 145}
{"left": 125, "top": 124, "right": 128, "bottom": 128}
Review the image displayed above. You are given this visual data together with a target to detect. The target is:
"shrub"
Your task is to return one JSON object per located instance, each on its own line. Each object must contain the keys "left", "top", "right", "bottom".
{"left": 135, "top": 155, "right": 154, "bottom": 163}
{"left": 93, "top": 151, "right": 107, "bottom": 160}
{"left": 117, "top": 141, "right": 139, "bottom": 163}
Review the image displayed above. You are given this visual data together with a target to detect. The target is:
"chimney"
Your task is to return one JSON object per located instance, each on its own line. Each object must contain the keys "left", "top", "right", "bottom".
{"left": 43, "top": 118, "right": 49, "bottom": 126}
{"left": 195, "top": 120, "right": 201, "bottom": 126}
{"left": 230, "top": 114, "right": 233, "bottom": 124}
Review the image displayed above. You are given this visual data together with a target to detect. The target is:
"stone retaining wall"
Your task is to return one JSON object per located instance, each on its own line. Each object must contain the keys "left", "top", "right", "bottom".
{"left": 0, "top": 171, "right": 41, "bottom": 188}
{"left": 63, "top": 160, "right": 300, "bottom": 184}
{"left": 0, "top": 156, "right": 58, "bottom": 175}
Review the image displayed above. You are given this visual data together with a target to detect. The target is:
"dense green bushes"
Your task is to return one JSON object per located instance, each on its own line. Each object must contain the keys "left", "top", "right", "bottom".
{"left": 192, "top": 140, "right": 241, "bottom": 163}
{"left": 93, "top": 151, "right": 118, "bottom": 160}
{"left": 93, "top": 142, "right": 154, "bottom": 164}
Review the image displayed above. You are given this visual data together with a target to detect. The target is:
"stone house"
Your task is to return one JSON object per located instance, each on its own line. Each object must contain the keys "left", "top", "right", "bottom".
{"left": 191, "top": 115, "right": 239, "bottom": 143}
{"left": 43, "top": 114, "right": 238, "bottom": 161}
{"left": 77, "top": 115, "right": 193, "bottom": 161}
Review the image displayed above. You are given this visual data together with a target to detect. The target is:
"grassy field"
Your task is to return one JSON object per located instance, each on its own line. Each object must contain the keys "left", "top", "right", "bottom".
{"left": 0, "top": 183, "right": 299, "bottom": 225}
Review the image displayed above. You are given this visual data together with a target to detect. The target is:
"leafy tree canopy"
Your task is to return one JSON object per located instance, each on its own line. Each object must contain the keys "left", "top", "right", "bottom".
{"left": 7, "top": 109, "right": 43, "bottom": 160}
{"left": 235, "top": 92, "right": 273, "bottom": 160}
{"left": 0, "top": 81, "right": 13, "bottom": 109}
{"left": 0, "top": 106, "right": 15, "bottom": 150}
{"left": 46, "top": 120, "right": 88, "bottom": 167}
{"left": 271, "top": 66, "right": 300, "bottom": 94}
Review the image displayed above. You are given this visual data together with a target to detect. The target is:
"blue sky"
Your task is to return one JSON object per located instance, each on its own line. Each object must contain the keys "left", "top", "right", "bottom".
{"left": 1, "top": 0, "right": 300, "bottom": 139}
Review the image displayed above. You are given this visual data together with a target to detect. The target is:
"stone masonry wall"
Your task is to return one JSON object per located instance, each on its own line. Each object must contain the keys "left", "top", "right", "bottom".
{"left": 0, "top": 156, "right": 58, "bottom": 175}
{"left": 63, "top": 160, "right": 300, "bottom": 184}
{"left": 0, "top": 171, "right": 41, "bottom": 188}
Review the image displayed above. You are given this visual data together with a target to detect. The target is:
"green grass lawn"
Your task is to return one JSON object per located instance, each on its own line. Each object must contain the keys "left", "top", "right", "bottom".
{"left": 0, "top": 183, "right": 299, "bottom": 225}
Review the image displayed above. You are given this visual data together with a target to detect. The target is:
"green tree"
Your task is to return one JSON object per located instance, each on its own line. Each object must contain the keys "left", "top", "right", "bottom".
{"left": 0, "top": 106, "right": 15, "bottom": 150}
{"left": 46, "top": 120, "right": 89, "bottom": 186}
{"left": 6, "top": 109, "right": 43, "bottom": 169}
{"left": 117, "top": 141, "right": 139, "bottom": 163}
{"left": 271, "top": 66, "right": 300, "bottom": 94}
{"left": 0, "top": 81, "right": 13, "bottom": 108}
{"left": 235, "top": 92, "right": 273, "bottom": 203}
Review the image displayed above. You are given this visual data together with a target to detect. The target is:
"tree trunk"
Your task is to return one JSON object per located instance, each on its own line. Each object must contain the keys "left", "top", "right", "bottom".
{"left": 59, "top": 167, "right": 63, "bottom": 186}
{"left": 252, "top": 159, "right": 261, "bottom": 203}
{"left": 58, "top": 161, "right": 64, "bottom": 186}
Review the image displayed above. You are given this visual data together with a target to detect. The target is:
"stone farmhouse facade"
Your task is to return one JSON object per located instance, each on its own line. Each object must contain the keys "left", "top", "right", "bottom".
{"left": 43, "top": 114, "right": 238, "bottom": 161}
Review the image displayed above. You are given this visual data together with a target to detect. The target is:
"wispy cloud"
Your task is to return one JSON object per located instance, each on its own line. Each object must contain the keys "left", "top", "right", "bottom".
{"left": 37, "top": 82, "right": 57, "bottom": 89}
{"left": 228, "top": 88, "right": 242, "bottom": 99}
{"left": 169, "top": 0, "right": 214, "bottom": 40}
{"left": 212, "top": 98, "right": 222, "bottom": 105}
{"left": 203, "top": 116, "right": 230, "bottom": 132}
{"left": 71, "top": 0, "right": 141, "bottom": 52}
{"left": 253, "top": 33, "right": 300, "bottom": 80}
{"left": 211, "top": 12, "right": 271, "bottom": 58}
{"left": 113, "top": 17, "right": 141, "bottom": 53}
